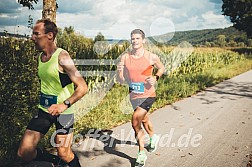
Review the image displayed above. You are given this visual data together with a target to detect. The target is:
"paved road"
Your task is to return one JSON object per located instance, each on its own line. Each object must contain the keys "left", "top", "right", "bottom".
{"left": 73, "top": 70, "right": 252, "bottom": 167}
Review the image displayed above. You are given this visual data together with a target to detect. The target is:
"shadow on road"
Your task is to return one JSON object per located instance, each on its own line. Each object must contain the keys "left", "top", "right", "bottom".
{"left": 77, "top": 129, "right": 137, "bottom": 167}
{"left": 195, "top": 81, "right": 252, "bottom": 104}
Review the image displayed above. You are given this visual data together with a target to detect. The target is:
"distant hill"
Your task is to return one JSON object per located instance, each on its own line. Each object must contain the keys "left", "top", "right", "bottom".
{"left": 1, "top": 26, "right": 250, "bottom": 47}
{"left": 0, "top": 32, "right": 27, "bottom": 39}
{"left": 148, "top": 26, "right": 249, "bottom": 47}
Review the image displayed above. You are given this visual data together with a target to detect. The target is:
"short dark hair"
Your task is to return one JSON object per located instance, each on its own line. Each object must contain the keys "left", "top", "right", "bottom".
{"left": 36, "top": 19, "right": 58, "bottom": 39}
{"left": 131, "top": 29, "right": 145, "bottom": 39}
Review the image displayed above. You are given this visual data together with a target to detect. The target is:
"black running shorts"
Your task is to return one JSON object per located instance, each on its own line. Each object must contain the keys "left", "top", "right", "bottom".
{"left": 130, "top": 97, "right": 156, "bottom": 112}
{"left": 27, "top": 109, "right": 74, "bottom": 135}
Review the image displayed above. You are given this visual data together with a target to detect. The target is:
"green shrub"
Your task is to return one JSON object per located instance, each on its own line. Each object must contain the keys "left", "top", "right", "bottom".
{"left": 0, "top": 37, "right": 39, "bottom": 165}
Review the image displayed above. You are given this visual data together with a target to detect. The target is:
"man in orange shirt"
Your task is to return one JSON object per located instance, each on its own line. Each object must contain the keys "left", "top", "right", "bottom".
{"left": 117, "top": 29, "right": 165, "bottom": 167}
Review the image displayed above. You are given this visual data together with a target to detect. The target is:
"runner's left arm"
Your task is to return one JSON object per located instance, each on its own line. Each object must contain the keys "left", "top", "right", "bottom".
{"left": 146, "top": 53, "right": 165, "bottom": 86}
{"left": 152, "top": 53, "right": 165, "bottom": 77}
{"left": 48, "top": 50, "right": 88, "bottom": 116}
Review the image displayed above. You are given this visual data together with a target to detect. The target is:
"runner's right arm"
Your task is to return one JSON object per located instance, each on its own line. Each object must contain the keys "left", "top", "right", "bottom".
{"left": 117, "top": 54, "right": 126, "bottom": 84}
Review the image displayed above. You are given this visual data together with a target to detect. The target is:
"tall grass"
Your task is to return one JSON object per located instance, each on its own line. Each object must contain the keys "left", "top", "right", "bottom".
{"left": 73, "top": 46, "right": 252, "bottom": 133}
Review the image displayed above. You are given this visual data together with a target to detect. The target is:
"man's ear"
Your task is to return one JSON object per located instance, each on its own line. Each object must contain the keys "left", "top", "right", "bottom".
{"left": 142, "top": 39, "right": 146, "bottom": 44}
{"left": 47, "top": 32, "right": 54, "bottom": 40}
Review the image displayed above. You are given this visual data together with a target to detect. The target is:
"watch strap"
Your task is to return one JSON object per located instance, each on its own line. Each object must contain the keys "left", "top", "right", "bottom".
{"left": 64, "top": 100, "right": 71, "bottom": 108}
{"left": 155, "top": 75, "right": 160, "bottom": 81}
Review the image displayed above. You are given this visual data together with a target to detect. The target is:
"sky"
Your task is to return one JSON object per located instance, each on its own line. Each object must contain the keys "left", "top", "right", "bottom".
{"left": 0, "top": 0, "right": 232, "bottom": 40}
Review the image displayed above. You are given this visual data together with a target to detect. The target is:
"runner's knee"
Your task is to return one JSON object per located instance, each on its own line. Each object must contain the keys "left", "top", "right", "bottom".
{"left": 57, "top": 147, "right": 71, "bottom": 161}
{"left": 132, "top": 119, "right": 141, "bottom": 130}
{"left": 17, "top": 147, "right": 34, "bottom": 162}
{"left": 142, "top": 118, "right": 148, "bottom": 123}
{"left": 17, "top": 148, "right": 23, "bottom": 159}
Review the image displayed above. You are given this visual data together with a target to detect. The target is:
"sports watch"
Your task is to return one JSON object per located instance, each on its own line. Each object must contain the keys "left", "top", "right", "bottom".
{"left": 63, "top": 100, "right": 71, "bottom": 108}
{"left": 155, "top": 75, "right": 160, "bottom": 81}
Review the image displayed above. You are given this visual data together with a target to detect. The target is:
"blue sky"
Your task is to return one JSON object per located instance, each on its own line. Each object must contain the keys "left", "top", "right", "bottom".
{"left": 0, "top": 0, "right": 232, "bottom": 39}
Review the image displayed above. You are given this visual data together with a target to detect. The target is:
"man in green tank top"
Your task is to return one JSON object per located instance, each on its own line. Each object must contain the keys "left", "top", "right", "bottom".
{"left": 17, "top": 19, "right": 88, "bottom": 167}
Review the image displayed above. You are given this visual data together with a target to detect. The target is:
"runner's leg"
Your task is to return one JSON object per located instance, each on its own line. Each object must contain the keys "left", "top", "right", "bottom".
{"left": 17, "top": 129, "right": 42, "bottom": 162}
{"left": 142, "top": 113, "right": 154, "bottom": 137}
{"left": 56, "top": 133, "right": 81, "bottom": 167}
{"left": 132, "top": 107, "right": 147, "bottom": 151}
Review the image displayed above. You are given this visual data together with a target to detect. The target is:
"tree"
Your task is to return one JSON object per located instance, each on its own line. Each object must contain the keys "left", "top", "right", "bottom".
{"left": 228, "top": 40, "right": 237, "bottom": 47}
{"left": 94, "top": 32, "right": 105, "bottom": 42}
{"left": 247, "top": 39, "right": 252, "bottom": 47}
{"left": 222, "top": 0, "right": 252, "bottom": 38}
{"left": 18, "top": 0, "right": 57, "bottom": 22}
{"left": 64, "top": 26, "right": 75, "bottom": 34}
{"left": 42, "top": 0, "right": 57, "bottom": 22}
{"left": 217, "top": 34, "right": 226, "bottom": 47}
{"left": 27, "top": 14, "right": 34, "bottom": 29}
{"left": 18, "top": 0, "right": 38, "bottom": 9}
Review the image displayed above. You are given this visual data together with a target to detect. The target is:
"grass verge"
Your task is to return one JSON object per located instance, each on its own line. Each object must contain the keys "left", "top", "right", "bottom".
{"left": 74, "top": 57, "right": 252, "bottom": 133}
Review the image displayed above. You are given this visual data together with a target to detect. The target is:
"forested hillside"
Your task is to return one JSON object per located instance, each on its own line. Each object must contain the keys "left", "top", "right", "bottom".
{"left": 1, "top": 26, "right": 251, "bottom": 47}
{"left": 149, "top": 26, "right": 251, "bottom": 47}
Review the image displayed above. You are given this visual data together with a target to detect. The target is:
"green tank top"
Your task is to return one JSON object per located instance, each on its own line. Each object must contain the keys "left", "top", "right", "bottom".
{"left": 38, "top": 48, "right": 74, "bottom": 114}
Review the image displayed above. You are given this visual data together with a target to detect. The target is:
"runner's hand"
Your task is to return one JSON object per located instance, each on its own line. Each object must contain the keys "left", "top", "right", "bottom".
{"left": 117, "top": 62, "right": 124, "bottom": 71}
{"left": 48, "top": 104, "right": 68, "bottom": 116}
{"left": 146, "top": 76, "right": 156, "bottom": 86}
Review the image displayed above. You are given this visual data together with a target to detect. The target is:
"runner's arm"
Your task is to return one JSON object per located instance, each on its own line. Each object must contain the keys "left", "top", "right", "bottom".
{"left": 59, "top": 50, "right": 88, "bottom": 105}
{"left": 117, "top": 54, "right": 126, "bottom": 84}
{"left": 152, "top": 53, "right": 165, "bottom": 79}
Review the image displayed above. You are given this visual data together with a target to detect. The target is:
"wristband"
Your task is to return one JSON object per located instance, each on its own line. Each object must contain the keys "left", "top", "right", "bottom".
{"left": 63, "top": 100, "right": 71, "bottom": 108}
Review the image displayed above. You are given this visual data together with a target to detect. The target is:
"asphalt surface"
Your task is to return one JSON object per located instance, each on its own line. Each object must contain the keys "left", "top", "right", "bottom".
{"left": 25, "top": 70, "right": 252, "bottom": 167}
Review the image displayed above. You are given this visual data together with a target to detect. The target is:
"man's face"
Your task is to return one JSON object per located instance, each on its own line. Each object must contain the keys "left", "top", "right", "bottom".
{"left": 131, "top": 33, "right": 145, "bottom": 49}
{"left": 31, "top": 23, "right": 48, "bottom": 51}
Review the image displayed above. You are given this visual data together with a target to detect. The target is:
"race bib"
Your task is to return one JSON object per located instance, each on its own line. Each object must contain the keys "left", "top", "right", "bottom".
{"left": 40, "top": 93, "right": 57, "bottom": 108}
{"left": 129, "top": 82, "right": 144, "bottom": 94}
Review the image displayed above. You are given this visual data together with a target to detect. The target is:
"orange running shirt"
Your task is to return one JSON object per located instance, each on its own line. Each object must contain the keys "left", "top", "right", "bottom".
{"left": 124, "top": 50, "right": 156, "bottom": 99}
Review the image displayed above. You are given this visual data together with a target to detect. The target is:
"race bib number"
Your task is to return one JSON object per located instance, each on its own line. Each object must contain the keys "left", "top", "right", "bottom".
{"left": 129, "top": 82, "right": 144, "bottom": 94}
{"left": 40, "top": 93, "right": 57, "bottom": 108}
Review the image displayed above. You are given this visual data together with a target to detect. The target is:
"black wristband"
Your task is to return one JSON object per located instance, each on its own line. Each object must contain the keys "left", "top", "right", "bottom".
{"left": 155, "top": 75, "right": 160, "bottom": 81}
{"left": 64, "top": 100, "right": 71, "bottom": 108}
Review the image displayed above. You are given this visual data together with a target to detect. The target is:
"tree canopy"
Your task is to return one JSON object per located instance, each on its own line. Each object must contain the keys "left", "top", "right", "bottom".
{"left": 222, "top": 0, "right": 252, "bottom": 38}
{"left": 18, "top": 0, "right": 57, "bottom": 22}
{"left": 18, "top": 0, "right": 38, "bottom": 9}
{"left": 94, "top": 32, "right": 105, "bottom": 42}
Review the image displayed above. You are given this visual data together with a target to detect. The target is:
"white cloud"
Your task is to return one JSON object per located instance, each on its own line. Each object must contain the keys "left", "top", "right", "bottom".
{"left": 202, "top": 11, "right": 224, "bottom": 20}
{"left": 0, "top": 14, "right": 11, "bottom": 18}
{"left": 200, "top": 11, "right": 232, "bottom": 29}
{"left": 0, "top": 0, "right": 232, "bottom": 39}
